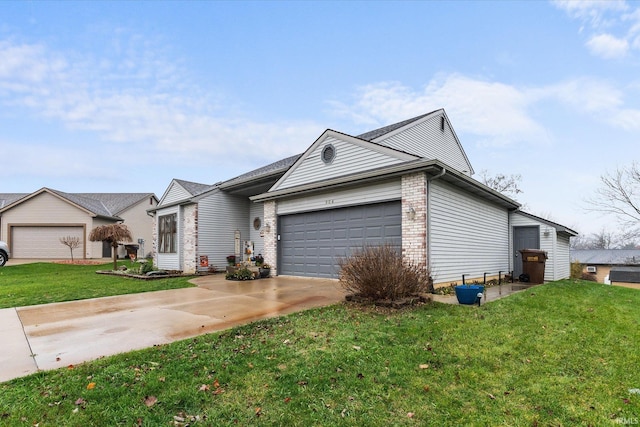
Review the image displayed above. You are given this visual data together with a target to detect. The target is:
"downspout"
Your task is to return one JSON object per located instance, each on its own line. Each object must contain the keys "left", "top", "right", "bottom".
{"left": 426, "top": 166, "right": 446, "bottom": 280}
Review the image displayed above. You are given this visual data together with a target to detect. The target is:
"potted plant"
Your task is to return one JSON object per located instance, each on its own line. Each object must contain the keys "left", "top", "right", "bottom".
{"left": 254, "top": 254, "right": 264, "bottom": 267}
{"left": 226, "top": 255, "right": 236, "bottom": 266}
{"left": 454, "top": 281, "right": 484, "bottom": 305}
{"left": 259, "top": 263, "right": 271, "bottom": 278}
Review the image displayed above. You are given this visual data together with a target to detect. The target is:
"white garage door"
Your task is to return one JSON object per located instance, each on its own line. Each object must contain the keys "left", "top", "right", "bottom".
{"left": 12, "top": 226, "right": 84, "bottom": 259}
{"left": 278, "top": 201, "right": 402, "bottom": 278}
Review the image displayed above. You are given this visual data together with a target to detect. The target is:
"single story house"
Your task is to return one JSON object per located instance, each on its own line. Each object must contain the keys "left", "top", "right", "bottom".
{"left": 571, "top": 249, "right": 640, "bottom": 284}
{"left": 152, "top": 109, "right": 577, "bottom": 286}
{"left": 0, "top": 188, "right": 158, "bottom": 259}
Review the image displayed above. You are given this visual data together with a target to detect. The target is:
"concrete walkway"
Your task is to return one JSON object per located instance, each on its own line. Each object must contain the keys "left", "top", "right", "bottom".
{"left": 0, "top": 275, "right": 345, "bottom": 383}
{"left": 431, "top": 282, "right": 537, "bottom": 305}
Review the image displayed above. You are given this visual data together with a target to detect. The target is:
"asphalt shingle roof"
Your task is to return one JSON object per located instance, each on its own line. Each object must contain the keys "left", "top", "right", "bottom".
{"left": 0, "top": 194, "right": 28, "bottom": 208}
{"left": 609, "top": 266, "right": 640, "bottom": 283}
{"left": 356, "top": 112, "right": 434, "bottom": 141}
{"left": 173, "top": 180, "right": 216, "bottom": 197}
{"left": 220, "top": 153, "right": 302, "bottom": 187}
{"left": 0, "top": 189, "right": 155, "bottom": 218}
{"left": 570, "top": 249, "right": 640, "bottom": 265}
{"left": 75, "top": 193, "right": 155, "bottom": 215}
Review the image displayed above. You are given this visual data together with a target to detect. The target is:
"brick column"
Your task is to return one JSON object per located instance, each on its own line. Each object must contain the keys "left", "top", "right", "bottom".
{"left": 182, "top": 204, "right": 198, "bottom": 274}
{"left": 263, "top": 200, "right": 278, "bottom": 276}
{"left": 401, "top": 172, "right": 427, "bottom": 271}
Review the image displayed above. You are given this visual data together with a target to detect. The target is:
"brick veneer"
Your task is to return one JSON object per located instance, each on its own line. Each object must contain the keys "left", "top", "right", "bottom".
{"left": 263, "top": 200, "right": 278, "bottom": 276}
{"left": 401, "top": 172, "right": 428, "bottom": 271}
{"left": 182, "top": 204, "right": 198, "bottom": 274}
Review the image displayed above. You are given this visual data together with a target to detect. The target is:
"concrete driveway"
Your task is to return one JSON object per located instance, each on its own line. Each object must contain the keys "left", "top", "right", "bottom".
{"left": 0, "top": 275, "right": 345, "bottom": 383}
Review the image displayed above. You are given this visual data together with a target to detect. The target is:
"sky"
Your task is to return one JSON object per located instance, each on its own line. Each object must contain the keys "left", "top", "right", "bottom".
{"left": 1, "top": 0, "right": 639, "bottom": 237}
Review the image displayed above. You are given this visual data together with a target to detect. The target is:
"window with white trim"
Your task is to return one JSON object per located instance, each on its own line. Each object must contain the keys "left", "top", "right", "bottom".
{"left": 159, "top": 213, "right": 177, "bottom": 253}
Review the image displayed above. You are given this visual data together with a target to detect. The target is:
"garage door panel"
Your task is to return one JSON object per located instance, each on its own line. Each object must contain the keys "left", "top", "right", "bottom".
{"left": 12, "top": 226, "right": 84, "bottom": 259}
{"left": 279, "top": 201, "right": 401, "bottom": 278}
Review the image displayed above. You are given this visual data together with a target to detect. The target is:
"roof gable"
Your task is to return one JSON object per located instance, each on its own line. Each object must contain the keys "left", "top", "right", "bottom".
{"left": 157, "top": 179, "right": 216, "bottom": 207}
{"left": 0, "top": 188, "right": 119, "bottom": 219}
{"left": 368, "top": 109, "right": 474, "bottom": 175}
{"left": 270, "top": 130, "right": 419, "bottom": 192}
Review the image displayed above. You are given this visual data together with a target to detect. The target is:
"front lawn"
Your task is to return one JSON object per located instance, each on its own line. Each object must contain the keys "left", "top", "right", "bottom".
{"left": 0, "top": 262, "right": 195, "bottom": 308}
{"left": 1, "top": 280, "right": 639, "bottom": 425}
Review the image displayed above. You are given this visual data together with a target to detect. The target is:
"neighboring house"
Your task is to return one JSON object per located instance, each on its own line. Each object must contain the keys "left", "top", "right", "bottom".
{"left": 0, "top": 188, "right": 158, "bottom": 259}
{"left": 571, "top": 249, "right": 640, "bottom": 284}
{"left": 152, "top": 109, "right": 577, "bottom": 286}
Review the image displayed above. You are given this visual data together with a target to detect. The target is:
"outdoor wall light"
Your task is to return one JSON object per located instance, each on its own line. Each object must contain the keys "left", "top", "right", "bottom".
{"left": 407, "top": 207, "right": 416, "bottom": 221}
{"left": 543, "top": 226, "right": 550, "bottom": 236}
{"left": 264, "top": 223, "right": 271, "bottom": 233}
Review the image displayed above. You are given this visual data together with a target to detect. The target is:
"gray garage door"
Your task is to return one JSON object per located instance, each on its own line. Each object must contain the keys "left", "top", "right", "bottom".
{"left": 278, "top": 201, "right": 401, "bottom": 278}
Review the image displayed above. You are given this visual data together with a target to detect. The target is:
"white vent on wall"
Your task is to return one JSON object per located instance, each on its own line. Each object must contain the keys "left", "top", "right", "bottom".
{"left": 586, "top": 266, "right": 597, "bottom": 273}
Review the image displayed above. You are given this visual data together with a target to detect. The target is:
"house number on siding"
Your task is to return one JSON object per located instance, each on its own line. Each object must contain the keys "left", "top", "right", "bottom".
{"left": 325, "top": 199, "right": 334, "bottom": 205}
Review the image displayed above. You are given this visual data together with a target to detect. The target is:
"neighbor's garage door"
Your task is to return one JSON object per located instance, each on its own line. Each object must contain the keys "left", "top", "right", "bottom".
{"left": 12, "top": 226, "right": 84, "bottom": 258}
{"left": 278, "top": 201, "right": 401, "bottom": 278}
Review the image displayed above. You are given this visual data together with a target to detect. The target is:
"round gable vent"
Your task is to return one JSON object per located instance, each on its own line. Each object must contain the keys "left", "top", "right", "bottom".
{"left": 321, "top": 144, "right": 336, "bottom": 164}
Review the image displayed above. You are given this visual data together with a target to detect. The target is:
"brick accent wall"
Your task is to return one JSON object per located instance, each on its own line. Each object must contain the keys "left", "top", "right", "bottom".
{"left": 152, "top": 214, "right": 158, "bottom": 268}
{"left": 182, "top": 204, "right": 198, "bottom": 274}
{"left": 263, "top": 200, "right": 278, "bottom": 276}
{"left": 401, "top": 172, "right": 428, "bottom": 271}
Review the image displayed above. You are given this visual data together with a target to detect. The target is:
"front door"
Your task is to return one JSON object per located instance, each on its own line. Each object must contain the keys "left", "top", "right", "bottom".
{"left": 102, "top": 240, "right": 112, "bottom": 258}
{"left": 513, "top": 226, "right": 540, "bottom": 278}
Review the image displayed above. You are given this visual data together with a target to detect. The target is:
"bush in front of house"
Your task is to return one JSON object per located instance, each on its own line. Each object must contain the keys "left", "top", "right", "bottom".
{"left": 570, "top": 261, "right": 584, "bottom": 279}
{"left": 337, "top": 244, "right": 433, "bottom": 301}
{"left": 226, "top": 268, "right": 256, "bottom": 281}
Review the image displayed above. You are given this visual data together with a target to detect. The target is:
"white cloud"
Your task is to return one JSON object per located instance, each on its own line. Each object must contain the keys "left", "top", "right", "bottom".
{"left": 545, "top": 77, "right": 623, "bottom": 113}
{"left": 586, "top": 33, "right": 629, "bottom": 58}
{"left": 0, "top": 37, "right": 323, "bottom": 167}
{"left": 330, "top": 75, "right": 640, "bottom": 147}
{"left": 552, "top": 0, "right": 628, "bottom": 27}
{"left": 330, "top": 76, "right": 546, "bottom": 148}
{"left": 553, "top": 0, "right": 640, "bottom": 58}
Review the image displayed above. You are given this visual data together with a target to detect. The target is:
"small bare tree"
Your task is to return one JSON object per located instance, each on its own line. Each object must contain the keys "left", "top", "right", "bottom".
{"left": 60, "top": 236, "right": 81, "bottom": 261}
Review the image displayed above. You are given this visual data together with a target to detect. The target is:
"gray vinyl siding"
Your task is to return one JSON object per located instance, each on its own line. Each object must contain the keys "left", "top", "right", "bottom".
{"left": 249, "top": 202, "right": 265, "bottom": 258}
{"left": 276, "top": 136, "right": 406, "bottom": 190}
{"left": 159, "top": 182, "right": 191, "bottom": 207}
{"left": 376, "top": 114, "right": 472, "bottom": 175}
{"left": 429, "top": 180, "right": 509, "bottom": 285}
{"left": 509, "top": 212, "right": 570, "bottom": 281}
{"left": 156, "top": 206, "right": 180, "bottom": 270}
{"left": 197, "top": 190, "right": 250, "bottom": 269}
{"left": 556, "top": 234, "right": 571, "bottom": 280}
{"left": 277, "top": 180, "right": 401, "bottom": 215}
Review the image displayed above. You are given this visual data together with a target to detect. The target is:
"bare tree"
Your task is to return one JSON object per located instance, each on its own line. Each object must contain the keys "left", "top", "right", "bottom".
{"left": 59, "top": 236, "right": 81, "bottom": 261}
{"left": 479, "top": 170, "right": 523, "bottom": 199}
{"left": 570, "top": 227, "right": 638, "bottom": 250}
{"left": 590, "top": 227, "right": 616, "bottom": 249}
{"left": 587, "top": 162, "right": 640, "bottom": 233}
{"left": 89, "top": 224, "right": 133, "bottom": 271}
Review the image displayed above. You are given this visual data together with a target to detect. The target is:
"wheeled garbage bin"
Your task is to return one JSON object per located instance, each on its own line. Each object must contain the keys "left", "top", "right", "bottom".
{"left": 519, "top": 249, "right": 547, "bottom": 284}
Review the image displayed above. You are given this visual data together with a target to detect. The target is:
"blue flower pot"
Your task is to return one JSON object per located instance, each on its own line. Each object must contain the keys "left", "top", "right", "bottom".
{"left": 454, "top": 285, "right": 485, "bottom": 305}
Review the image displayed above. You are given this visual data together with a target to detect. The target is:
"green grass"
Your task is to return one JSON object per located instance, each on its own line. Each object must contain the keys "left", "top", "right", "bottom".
{"left": 0, "top": 262, "right": 195, "bottom": 308}
{"left": 1, "top": 280, "right": 639, "bottom": 425}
